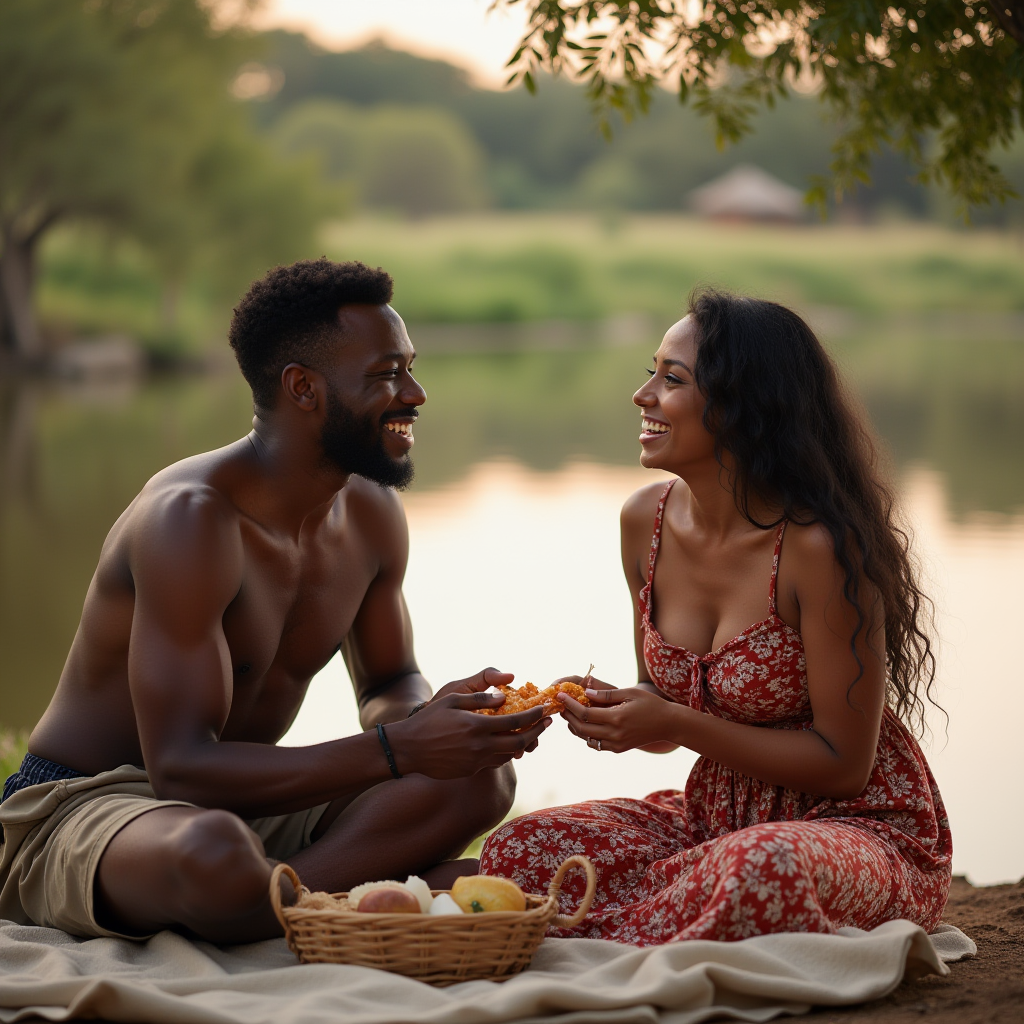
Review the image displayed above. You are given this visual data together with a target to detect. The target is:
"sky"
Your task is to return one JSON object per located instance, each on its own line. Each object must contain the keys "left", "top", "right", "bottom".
{"left": 253, "top": 0, "right": 530, "bottom": 86}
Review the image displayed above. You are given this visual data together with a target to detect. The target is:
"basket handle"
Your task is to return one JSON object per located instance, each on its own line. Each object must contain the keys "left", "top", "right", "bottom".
{"left": 547, "top": 855, "right": 597, "bottom": 928}
{"left": 270, "top": 862, "right": 303, "bottom": 932}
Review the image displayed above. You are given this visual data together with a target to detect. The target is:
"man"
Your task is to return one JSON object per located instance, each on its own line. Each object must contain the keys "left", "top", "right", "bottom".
{"left": 0, "top": 259, "right": 549, "bottom": 943}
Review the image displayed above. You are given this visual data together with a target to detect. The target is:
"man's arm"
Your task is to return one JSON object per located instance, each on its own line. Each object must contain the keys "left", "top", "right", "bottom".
{"left": 342, "top": 485, "right": 430, "bottom": 728}
{"left": 128, "top": 485, "right": 546, "bottom": 817}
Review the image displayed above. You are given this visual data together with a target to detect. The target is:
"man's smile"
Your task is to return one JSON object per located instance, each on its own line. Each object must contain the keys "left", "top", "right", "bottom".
{"left": 383, "top": 415, "right": 416, "bottom": 450}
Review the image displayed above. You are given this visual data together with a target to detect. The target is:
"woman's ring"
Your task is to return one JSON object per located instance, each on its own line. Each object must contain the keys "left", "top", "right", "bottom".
{"left": 588, "top": 737, "right": 602, "bottom": 751}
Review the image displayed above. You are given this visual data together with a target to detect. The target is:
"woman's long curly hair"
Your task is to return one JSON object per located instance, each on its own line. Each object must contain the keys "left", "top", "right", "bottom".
{"left": 687, "top": 289, "right": 938, "bottom": 734}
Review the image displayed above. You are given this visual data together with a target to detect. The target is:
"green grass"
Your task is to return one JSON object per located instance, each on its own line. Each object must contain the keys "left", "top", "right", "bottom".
{"left": 324, "top": 213, "right": 1024, "bottom": 323}
{"left": 34, "top": 213, "right": 1024, "bottom": 354}
{"left": 0, "top": 729, "right": 29, "bottom": 781}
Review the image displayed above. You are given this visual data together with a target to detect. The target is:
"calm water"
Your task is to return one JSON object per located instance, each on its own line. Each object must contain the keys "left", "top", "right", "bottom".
{"left": 2, "top": 331, "right": 1023, "bottom": 884}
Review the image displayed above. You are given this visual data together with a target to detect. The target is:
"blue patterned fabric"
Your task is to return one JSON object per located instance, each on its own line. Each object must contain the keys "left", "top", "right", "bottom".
{"left": 2, "top": 753, "right": 86, "bottom": 803}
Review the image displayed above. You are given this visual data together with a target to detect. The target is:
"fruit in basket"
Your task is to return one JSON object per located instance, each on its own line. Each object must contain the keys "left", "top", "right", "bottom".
{"left": 428, "top": 893, "right": 464, "bottom": 915}
{"left": 450, "top": 875, "right": 527, "bottom": 913}
{"left": 356, "top": 887, "right": 421, "bottom": 914}
{"left": 404, "top": 875, "right": 434, "bottom": 912}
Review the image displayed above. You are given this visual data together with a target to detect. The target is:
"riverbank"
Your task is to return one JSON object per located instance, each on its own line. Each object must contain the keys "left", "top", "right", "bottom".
{"left": 802, "top": 875, "right": 1023, "bottom": 1023}
{"left": 29, "top": 214, "right": 1024, "bottom": 360}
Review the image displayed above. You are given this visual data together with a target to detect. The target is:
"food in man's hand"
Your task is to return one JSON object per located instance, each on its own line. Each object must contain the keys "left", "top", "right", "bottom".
{"left": 356, "top": 887, "right": 422, "bottom": 914}
{"left": 428, "top": 893, "right": 465, "bottom": 915}
{"left": 450, "top": 875, "right": 527, "bottom": 913}
{"left": 478, "top": 681, "right": 591, "bottom": 717}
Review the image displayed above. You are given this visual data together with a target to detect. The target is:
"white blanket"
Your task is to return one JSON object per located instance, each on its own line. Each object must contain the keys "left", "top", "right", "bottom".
{"left": 0, "top": 919, "right": 974, "bottom": 1024}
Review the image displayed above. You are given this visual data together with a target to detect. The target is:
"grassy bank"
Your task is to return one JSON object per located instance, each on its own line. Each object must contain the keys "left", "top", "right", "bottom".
{"left": 324, "top": 214, "right": 1024, "bottom": 324}
{"left": 33, "top": 215, "right": 1024, "bottom": 355}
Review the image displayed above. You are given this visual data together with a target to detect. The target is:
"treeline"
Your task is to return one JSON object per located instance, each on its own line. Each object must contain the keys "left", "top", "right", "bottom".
{"left": 254, "top": 32, "right": 1024, "bottom": 222}
{"left": 0, "top": 1, "right": 335, "bottom": 360}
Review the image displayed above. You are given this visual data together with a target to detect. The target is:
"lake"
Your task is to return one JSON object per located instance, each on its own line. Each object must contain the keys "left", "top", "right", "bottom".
{"left": 1, "top": 325, "right": 1022, "bottom": 884}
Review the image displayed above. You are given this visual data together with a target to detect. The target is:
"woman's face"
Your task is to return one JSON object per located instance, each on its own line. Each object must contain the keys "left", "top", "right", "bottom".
{"left": 632, "top": 317, "right": 716, "bottom": 473}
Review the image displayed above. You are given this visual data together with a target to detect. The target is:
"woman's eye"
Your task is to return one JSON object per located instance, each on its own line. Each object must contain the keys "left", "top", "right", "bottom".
{"left": 644, "top": 368, "right": 655, "bottom": 377}
{"left": 665, "top": 374, "right": 683, "bottom": 385}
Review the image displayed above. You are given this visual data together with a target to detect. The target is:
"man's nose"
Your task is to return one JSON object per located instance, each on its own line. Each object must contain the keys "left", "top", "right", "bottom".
{"left": 402, "top": 374, "right": 427, "bottom": 407}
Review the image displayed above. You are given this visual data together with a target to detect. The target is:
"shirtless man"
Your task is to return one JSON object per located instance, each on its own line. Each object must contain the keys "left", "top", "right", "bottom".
{"left": 0, "top": 259, "right": 549, "bottom": 943}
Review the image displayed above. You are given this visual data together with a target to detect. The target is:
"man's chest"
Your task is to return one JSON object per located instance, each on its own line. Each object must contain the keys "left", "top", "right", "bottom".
{"left": 221, "top": 527, "right": 378, "bottom": 687}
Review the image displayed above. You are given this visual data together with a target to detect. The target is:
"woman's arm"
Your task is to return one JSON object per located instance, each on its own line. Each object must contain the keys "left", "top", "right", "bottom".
{"left": 620, "top": 486, "right": 680, "bottom": 753}
{"left": 564, "top": 520, "right": 885, "bottom": 798}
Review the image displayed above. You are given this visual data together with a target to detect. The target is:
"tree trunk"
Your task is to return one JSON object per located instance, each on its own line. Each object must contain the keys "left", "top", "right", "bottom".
{"left": 0, "top": 231, "right": 42, "bottom": 362}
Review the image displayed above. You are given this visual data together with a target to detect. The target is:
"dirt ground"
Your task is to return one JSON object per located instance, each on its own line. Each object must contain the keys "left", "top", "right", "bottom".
{"left": 800, "top": 876, "right": 1024, "bottom": 1024}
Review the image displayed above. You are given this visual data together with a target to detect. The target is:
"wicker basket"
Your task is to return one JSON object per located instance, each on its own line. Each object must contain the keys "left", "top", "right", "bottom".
{"left": 270, "top": 855, "right": 596, "bottom": 986}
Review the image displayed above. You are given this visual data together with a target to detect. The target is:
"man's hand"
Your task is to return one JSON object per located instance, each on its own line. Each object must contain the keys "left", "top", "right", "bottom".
{"left": 387, "top": 667, "right": 551, "bottom": 778}
{"left": 428, "top": 667, "right": 515, "bottom": 705}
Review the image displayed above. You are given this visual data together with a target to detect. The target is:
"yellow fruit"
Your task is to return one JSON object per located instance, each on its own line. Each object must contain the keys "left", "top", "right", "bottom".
{"left": 450, "top": 875, "right": 526, "bottom": 914}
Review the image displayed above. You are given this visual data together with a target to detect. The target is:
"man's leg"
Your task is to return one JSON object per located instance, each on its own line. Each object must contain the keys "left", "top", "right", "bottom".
{"left": 294, "top": 765, "right": 515, "bottom": 892}
{"left": 95, "top": 766, "right": 514, "bottom": 943}
{"left": 94, "top": 805, "right": 282, "bottom": 943}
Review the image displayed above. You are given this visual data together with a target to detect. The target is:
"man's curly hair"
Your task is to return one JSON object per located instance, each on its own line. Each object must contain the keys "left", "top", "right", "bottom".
{"left": 228, "top": 258, "right": 394, "bottom": 410}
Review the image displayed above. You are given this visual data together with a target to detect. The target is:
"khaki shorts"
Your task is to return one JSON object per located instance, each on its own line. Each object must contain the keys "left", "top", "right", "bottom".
{"left": 0, "top": 764, "right": 328, "bottom": 939}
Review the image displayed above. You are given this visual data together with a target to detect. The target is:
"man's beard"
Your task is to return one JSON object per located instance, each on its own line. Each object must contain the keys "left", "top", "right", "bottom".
{"left": 320, "top": 389, "right": 415, "bottom": 490}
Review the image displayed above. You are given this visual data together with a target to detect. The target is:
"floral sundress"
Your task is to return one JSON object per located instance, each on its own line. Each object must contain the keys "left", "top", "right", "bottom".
{"left": 480, "top": 479, "right": 952, "bottom": 944}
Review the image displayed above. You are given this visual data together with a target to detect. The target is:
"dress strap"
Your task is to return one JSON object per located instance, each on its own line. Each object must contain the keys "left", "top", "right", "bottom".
{"left": 646, "top": 479, "right": 678, "bottom": 585}
{"left": 768, "top": 520, "right": 787, "bottom": 617}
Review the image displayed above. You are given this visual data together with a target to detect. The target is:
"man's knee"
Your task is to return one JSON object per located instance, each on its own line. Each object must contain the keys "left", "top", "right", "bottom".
{"left": 469, "top": 763, "right": 516, "bottom": 830}
{"left": 167, "top": 810, "right": 268, "bottom": 906}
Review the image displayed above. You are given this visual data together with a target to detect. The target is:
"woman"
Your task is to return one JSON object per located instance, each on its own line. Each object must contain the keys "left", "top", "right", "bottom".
{"left": 480, "top": 290, "right": 951, "bottom": 944}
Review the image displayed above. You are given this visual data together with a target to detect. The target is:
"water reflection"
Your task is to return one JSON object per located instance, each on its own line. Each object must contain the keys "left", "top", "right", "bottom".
{"left": 1, "top": 333, "right": 1022, "bottom": 883}
{"left": 278, "top": 459, "right": 1023, "bottom": 886}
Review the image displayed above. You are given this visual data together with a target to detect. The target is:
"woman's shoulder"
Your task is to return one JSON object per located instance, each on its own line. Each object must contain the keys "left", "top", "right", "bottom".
{"left": 778, "top": 520, "right": 847, "bottom": 597}
{"left": 620, "top": 478, "right": 677, "bottom": 534}
{"left": 782, "top": 519, "right": 835, "bottom": 559}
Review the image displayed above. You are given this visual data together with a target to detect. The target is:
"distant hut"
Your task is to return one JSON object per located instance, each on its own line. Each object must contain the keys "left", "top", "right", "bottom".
{"left": 688, "top": 165, "right": 805, "bottom": 223}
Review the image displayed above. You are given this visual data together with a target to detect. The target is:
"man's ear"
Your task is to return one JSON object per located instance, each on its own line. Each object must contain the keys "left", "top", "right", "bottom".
{"left": 280, "top": 363, "right": 322, "bottom": 412}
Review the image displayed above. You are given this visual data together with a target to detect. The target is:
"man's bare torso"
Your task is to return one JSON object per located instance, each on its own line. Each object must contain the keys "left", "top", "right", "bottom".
{"left": 31, "top": 437, "right": 396, "bottom": 775}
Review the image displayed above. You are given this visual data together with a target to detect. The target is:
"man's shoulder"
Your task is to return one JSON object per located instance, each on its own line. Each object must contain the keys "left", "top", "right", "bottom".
{"left": 123, "top": 447, "right": 247, "bottom": 551}
{"left": 342, "top": 477, "right": 406, "bottom": 524}
{"left": 337, "top": 478, "right": 409, "bottom": 567}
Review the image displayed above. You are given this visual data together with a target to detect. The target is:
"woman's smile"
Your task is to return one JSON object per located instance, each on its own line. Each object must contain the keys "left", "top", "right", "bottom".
{"left": 639, "top": 417, "right": 671, "bottom": 444}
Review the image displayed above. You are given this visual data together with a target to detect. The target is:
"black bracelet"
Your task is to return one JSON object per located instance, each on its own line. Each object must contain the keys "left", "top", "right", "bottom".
{"left": 376, "top": 722, "right": 402, "bottom": 780}
{"left": 407, "top": 700, "right": 429, "bottom": 718}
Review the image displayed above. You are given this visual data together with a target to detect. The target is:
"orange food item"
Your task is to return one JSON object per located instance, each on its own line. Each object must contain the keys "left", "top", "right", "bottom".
{"left": 478, "top": 681, "right": 591, "bottom": 717}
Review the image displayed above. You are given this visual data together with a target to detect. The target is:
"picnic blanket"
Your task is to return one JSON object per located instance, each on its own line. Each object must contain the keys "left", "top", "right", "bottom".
{"left": 0, "top": 919, "right": 974, "bottom": 1024}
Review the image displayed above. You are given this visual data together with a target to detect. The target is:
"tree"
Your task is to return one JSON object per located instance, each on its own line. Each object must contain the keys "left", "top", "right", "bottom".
{"left": 497, "top": 0, "right": 1024, "bottom": 211}
{"left": 274, "top": 101, "right": 488, "bottom": 216}
{"left": 0, "top": 0, "right": 322, "bottom": 361}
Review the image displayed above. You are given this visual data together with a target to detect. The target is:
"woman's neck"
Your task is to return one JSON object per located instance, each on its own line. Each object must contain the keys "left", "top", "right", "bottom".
{"left": 675, "top": 458, "right": 774, "bottom": 540}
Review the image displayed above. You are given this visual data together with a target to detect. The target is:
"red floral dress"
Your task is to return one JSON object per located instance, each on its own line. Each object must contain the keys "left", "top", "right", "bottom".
{"left": 480, "top": 480, "right": 952, "bottom": 944}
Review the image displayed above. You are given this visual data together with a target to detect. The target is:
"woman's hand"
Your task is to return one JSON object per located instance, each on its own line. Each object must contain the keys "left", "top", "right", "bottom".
{"left": 551, "top": 673, "right": 615, "bottom": 691}
{"left": 558, "top": 686, "right": 679, "bottom": 753}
